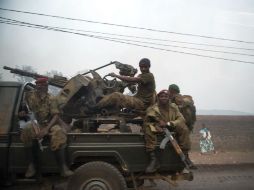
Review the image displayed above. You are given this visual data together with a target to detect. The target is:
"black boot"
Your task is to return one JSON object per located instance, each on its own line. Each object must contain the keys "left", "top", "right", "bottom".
{"left": 24, "top": 147, "right": 36, "bottom": 178}
{"left": 32, "top": 140, "right": 43, "bottom": 181}
{"left": 184, "top": 152, "right": 197, "bottom": 170}
{"left": 54, "top": 148, "right": 74, "bottom": 177}
{"left": 25, "top": 140, "right": 42, "bottom": 179}
{"left": 145, "top": 151, "right": 160, "bottom": 173}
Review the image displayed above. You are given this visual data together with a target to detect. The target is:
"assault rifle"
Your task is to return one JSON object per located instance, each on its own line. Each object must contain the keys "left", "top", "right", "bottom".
{"left": 160, "top": 128, "right": 190, "bottom": 170}
{"left": 3, "top": 66, "right": 68, "bottom": 88}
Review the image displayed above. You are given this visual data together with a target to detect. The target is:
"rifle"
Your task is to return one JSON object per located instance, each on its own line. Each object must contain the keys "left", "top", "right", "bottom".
{"left": 160, "top": 128, "right": 190, "bottom": 169}
{"left": 3, "top": 66, "right": 68, "bottom": 88}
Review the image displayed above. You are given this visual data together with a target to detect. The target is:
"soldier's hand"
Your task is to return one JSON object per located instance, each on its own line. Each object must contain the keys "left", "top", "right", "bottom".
{"left": 159, "top": 120, "right": 167, "bottom": 128}
{"left": 155, "top": 126, "right": 164, "bottom": 133}
{"left": 18, "top": 111, "right": 27, "bottom": 117}
{"left": 37, "top": 128, "right": 48, "bottom": 139}
{"left": 108, "top": 72, "right": 117, "bottom": 77}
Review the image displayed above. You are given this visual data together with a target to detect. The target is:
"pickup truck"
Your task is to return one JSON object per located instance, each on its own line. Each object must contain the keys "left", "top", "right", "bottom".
{"left": 0, "top": 81, "right": 193, "bottom": 190}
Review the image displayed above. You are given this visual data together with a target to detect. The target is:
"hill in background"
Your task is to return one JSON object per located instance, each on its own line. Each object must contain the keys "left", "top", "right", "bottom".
{"left": 197, "top": 109, "right": 254, "bottom": 116}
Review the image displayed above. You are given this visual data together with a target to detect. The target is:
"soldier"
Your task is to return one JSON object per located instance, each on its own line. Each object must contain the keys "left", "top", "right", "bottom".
{"left": 93, "top": 58, "right": 156, "bottom": 111}
{"left": 20, "top": 77, "right": 73, "bottom": 178}
{"left": 144, "top": 90, "right": 191, "bottom": 173}
{"left": 168, "top": 84, "right": 197, "bottom": 169}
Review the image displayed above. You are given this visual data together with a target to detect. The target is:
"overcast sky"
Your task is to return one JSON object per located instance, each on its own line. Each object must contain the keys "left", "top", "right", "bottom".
{"left": 0, "top": 0, "right": 254, "bottom": 114}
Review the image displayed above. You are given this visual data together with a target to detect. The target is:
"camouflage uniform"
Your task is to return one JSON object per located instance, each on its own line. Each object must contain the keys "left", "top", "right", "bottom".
{"left": 169, "top": 89, "right": 198, "bottom": 169}
{"left": 144, "top": 103, "right": 191, "bottom": 152}
{"left": 97, "top": 72, "right": 156, "bottom": 111}
{"left": 21, "top": 91, "right": 67, "bottom": 151}
{"left": 96, "top": 92, "right": 145, "bottom": 110}
{"left": 173, "top": 94, "right": 196, "bottom": 131}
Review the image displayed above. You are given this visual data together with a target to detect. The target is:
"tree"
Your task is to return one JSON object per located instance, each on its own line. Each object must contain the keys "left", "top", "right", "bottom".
{"left": 14, "top": 65, "right": 36, "bottom": 83}
{"left": 44, "top": 70, "right": 63, "bottom": 95}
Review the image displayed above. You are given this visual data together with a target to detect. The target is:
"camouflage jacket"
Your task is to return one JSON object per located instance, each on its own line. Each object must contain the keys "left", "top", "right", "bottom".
{"left": 25, "top": 91, "right": 60, "bottom": 126}
{"left": 145, "top": 103, "right": 185, "bottom": 132}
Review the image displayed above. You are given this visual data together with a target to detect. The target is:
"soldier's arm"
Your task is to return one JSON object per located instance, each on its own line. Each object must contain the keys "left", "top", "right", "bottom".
{"left": 109, "top": 72, "right": 142, "bottom": 83}
{"left": 145, "top": 106, "right": 165, "bottom": 133}
{"left": 37, "top": 114, "right": 60, "bottom": 139}
{"left": 170, "top": 103, "right": 186, "bottom": 127}
{"left": 37, "top": 96, "right": 61, "bottom": 138}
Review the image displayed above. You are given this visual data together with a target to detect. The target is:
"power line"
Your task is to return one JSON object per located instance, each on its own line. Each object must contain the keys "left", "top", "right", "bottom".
{"left": 1, "top": 7, "right": 254, "bottom": 44}
{"left": 1, "top": 18, "right": 254, "bottom": 65}
{"left": 7, "top": 18, "right": 251, "bottom": 51}
{"left": 4, "top": 14, "right": 253, "bottom": 51}
{"left": 52, "top": 29, "right": 254, "bottom": 51}
{"left": 1, "top": 16, "right": 254, "bottom": 57}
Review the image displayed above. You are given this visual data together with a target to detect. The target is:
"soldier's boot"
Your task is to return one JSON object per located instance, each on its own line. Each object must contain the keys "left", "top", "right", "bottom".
{"left": 54, "top": 148, "right": 74, "bottom": 177}
{"left": 25, "top": 140, "right": 40, "bottom": 178}
{"left": 25, "top": 162, "right": 36, "bottom": 178}
{"left": 145, "top": 151, "right": 160, "bottom": 173}
{"left": 184, "top": 152, "right": 197, "bottom": 170}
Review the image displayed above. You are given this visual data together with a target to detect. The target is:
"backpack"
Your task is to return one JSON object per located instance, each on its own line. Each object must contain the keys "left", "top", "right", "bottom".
{"left": 175, "top": 94, "right": 196, "bottom": 131}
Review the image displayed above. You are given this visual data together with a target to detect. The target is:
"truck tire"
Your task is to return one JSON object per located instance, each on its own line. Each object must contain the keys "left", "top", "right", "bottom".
{"left": 67, "top": 161, "right": 127, "bottom": 190}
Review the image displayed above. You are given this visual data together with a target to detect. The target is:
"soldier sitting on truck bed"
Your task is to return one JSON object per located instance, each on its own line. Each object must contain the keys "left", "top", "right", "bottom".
{"left": 144, "top": 90, "right": 191, "bottom": 173}
{"left": 89, "top": 58, "right": 156, "bottom": 112}
{"left": 20, "top": 77, "right": 73, "bottom": 178}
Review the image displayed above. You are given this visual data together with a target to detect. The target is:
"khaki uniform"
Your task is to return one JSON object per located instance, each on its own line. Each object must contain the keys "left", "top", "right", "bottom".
{"left": 144, "top": 103, "right": 191, "bottom": 152}
{"left": 20, "top": 91, "right": 67, "bottom": 151}
{"left": 97, "top": 72, "right": 156, "bottom": 111}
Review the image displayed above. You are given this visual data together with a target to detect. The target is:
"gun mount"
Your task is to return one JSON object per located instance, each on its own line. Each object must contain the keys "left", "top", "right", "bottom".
{"left": 4, "top": 62, "right": 140, "bottom": 132}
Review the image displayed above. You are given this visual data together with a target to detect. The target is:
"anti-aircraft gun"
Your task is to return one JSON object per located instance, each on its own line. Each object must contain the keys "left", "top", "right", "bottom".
{"left": 4, "top": 62, "right": 141, "bottom": 132}
{"left": 55, "top": 61, "right": 140, "bottom": 132}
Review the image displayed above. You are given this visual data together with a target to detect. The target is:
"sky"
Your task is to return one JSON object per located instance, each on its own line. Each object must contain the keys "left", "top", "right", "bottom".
{"left": 0, "top": 0, "right": 254, "bottom": 114}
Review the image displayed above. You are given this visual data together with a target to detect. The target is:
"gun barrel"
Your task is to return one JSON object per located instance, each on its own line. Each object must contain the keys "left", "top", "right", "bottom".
{"left": 3, "top": 66, "right": 12, "bottom": 70}
{"left": 82, "top": 61, "right": 116, "bottom": 75}
{"left": 3, "top": 66, "right": 67, "bottom": 88}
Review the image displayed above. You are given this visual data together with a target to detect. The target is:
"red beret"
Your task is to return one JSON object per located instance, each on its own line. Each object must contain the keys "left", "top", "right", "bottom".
{"left": 157, "top": 89, "right": 169, "bottom": 96}
{"left": 35, "top": 77, "right": 48, "bottom": 85}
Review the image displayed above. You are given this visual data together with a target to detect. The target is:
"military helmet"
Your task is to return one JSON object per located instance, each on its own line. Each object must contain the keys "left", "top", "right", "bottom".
{"left": 168, "top": 84, "right": 180, "bottom": 93}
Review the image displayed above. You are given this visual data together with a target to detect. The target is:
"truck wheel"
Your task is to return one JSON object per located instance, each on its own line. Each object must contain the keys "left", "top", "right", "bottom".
{"left": 67, "top": 161, "right": 127, "bottom": 190}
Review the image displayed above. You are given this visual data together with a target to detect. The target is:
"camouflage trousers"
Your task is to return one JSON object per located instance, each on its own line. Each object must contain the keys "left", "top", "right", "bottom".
{"left": 144, "top": 123, "right": 191, "bottom": 152}
{"left": 97, "top": 92, "right": 144, "bottom": 110}
{"left": 20, "top": 123, "right": 67, "bottom": 151}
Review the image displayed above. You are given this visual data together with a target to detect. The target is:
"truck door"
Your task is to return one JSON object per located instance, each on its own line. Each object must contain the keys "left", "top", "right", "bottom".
{"left": 0, "top": 82, "right": 21, "bottom": 179}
